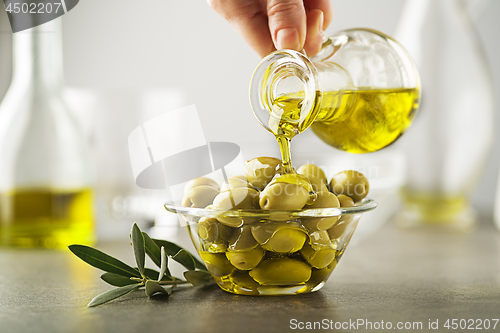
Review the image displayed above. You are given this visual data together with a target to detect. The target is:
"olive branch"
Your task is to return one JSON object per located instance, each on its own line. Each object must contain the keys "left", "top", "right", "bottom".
{"left": 69, "top": 222, "right": 213, "bottom": 307}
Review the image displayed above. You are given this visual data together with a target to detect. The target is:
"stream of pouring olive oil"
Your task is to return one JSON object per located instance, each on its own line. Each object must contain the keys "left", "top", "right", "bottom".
{"left": 70, "top": 28, "right": 420, "bottom": 298}
{"left": 210, "top": 85, "right": 417, "bottom": 294}
{"left": 75, "top": 31, "right": 419, "bottom": 297}
{"left": 255, "top": 86, "right": 419, "bottom": 198}
{"left": 203, "top": 84, "right": 420, "bottom": 295}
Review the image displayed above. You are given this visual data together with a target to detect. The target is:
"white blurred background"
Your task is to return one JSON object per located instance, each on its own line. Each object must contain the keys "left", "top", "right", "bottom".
{"left": 0, "top": 0, "right": 499, "bottom": 240}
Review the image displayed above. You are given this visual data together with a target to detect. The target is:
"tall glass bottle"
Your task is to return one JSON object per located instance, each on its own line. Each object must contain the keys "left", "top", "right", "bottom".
{"left": 394, "top": 0, "right": 494, "bottom": 232}
{"left": 495, "top": 170, "right": 500, "bottom": 232}
{"left": 0, "top": 18, "right": 94, "bottom": 248}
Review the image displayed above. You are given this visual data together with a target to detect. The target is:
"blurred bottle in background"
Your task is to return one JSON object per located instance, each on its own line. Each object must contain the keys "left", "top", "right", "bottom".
{"left": 394, "top": 0, "right": 494, "bottom": 232}
{"left": 0, "top": 19, "right": 94, "bottom": 248}
{"left": 495, "top": 171, "right": 500, "bottom": 231}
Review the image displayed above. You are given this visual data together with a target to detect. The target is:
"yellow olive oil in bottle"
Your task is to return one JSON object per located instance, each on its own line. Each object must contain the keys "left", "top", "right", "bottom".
{"left": 263, "top": 88, "right": 418, "bottom": 202}
{"left": 0, "top": 189, "right": 94, "bottom": 248}
{"left": 250, "top": 29, "right": 421, "bottom": 154}
{"left": 0, "top": 19, "right": 94, "bottom": 248}
{"left": 261, "top": 82, "right": 316, "bottom": 200}
{"left": 273, "top": 88, "right": 420, "bottom": 153}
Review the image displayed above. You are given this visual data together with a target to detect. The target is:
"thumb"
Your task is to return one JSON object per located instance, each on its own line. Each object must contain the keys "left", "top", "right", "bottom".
{"left": 267, "top": 0, "right": 307, "bottom": 51}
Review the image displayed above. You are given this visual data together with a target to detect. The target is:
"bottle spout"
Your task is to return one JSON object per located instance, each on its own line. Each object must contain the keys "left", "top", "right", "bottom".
{"left": 249, "top": 49, "right": 320, "bottom": 138}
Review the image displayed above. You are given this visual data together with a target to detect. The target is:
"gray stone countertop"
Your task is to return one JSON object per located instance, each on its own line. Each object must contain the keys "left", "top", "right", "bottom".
{"left": 1, "top": 220, "right": 500, "bottom": 333}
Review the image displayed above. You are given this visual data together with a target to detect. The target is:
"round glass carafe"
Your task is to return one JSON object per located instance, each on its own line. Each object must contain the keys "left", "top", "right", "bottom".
{"left": 250, "top": 28, "right": 421, "bottom": 154}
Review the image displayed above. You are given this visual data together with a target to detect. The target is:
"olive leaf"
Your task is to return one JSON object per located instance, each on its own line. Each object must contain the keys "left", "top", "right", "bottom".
{"left": 143, "top": 232, "right": 172, "bottom": 278}
{"left": 130, "top": 223, "right": 146, "bottom": 277}
{"left": 151, "top": 238, "right": 181, "bottom": 255}
{"left": 139, "top": 268, "right": 180, "bottom": 282}
{"left": 145, "top": 280, "right": 170, "bottom": 297}
{"left": 158, "top": 247, "right": 168, "bottom": 282}
{"left": 69, "top": 223, "right": 215, "bottom": 307}
{"left": 164, "top": 285, "right": 174, "bottom": 295}
{"left": 88, "top": 283, "right": 142, "bottom": 307}
{"left": 142, "top": 232, "right": 162, "bottom": 268}
{"left": 69, "top": 245, "right": 140, "bottom": 278}
{"left": 152, "top": 238, "right": 207, "bottom": 271}
{"left": 183, "top": 270, "right": 214, "bottom": 287}
{"left": 100, "top": 273, "right": 137, "bottom": 287}
{"left": 172, "top": 249, "right": 196, "bottom": 271}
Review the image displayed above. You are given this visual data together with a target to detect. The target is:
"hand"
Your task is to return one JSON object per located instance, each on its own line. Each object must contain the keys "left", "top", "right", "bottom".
{"left": 208, "top": 0, "right": 333, "bottom": 57}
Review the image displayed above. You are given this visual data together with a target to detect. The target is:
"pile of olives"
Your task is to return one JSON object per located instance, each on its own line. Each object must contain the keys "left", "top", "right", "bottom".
{"left": 181, "top": 157, "right": 369, "bottom": 295}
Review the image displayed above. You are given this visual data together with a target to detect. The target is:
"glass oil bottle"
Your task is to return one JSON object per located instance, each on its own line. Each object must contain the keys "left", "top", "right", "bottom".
{"left": 0, "top": 19, "right": 94, "bottom": 248}
{"left": 249, "top": 28, "right": 420, "bottom": 182}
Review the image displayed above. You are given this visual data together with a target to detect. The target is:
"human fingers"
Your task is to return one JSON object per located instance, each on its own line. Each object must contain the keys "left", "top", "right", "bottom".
{"left": 207, "top": 0, "right": 276, "bottom": 57}
{"left": 303, "top": 9, "right": 324, "bottom": 56}
{"left": 303, "top": 0, "right": 333, "bottom": 30}
{"left": 266, "top": 0, "right": 307, "bottom": 51}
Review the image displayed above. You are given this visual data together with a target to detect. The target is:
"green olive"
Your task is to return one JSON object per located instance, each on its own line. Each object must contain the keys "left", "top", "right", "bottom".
{"left": 259, "top": 182, "right": 309, "bottom": 210}
{"left": 329, "top": 170, "right": 369, "bottom": 203}
{"left": 220, "top": 177, "right": 253, "bottom": 192}
{"left": 244, "top": 157, "right": 282, "bottom": 190}
{"left": 184, "top": 177, "right": 219, "bottom": 194}
{"left": 213, "top": 188, "right": 260, "bottom": 227}
{"left": 308, "top": 230, "right": 333, "bottom": 249}
{"left": 307, "top": 174, "right": 329, "bottom": 193}
{"left": 213, "top": 188, "right": 259, "bottom": 210}
{"left": 327, "top": 194, "right": 355, "bottom": 240}
{"left": 228, "top": 225, "right": 258, "bottom": 251}
{"left": 297, "top": 164, "right": 328, "bottom": 185}
{"left": 199, "top": 252, "right": 234, "bottom": 277}
{"left": 264, "top": 229, "right": 307, "bottom": 253}
{"left": 249, "top": 258, "right": 311, "bottom": 285}
{"left": 182, "top": 185, "right": 219, "bottom": 208}
{"left": 229, "top": 270, "right": 260, "bottom": 291}
{"left": 337, "top": 194, "right": 355, "bottom": 225}
{"left": 251, "top": 221, "right": 302, "bottom": 243}
{"left": 201, "top": 242, "right": 228, "bottom": 253}
{"left": 307, "top": 264, "right": 337, "bottom": 289}
{"left": 301, "top": 243, "right": 337, "bottom": 269}
{"left": 301, "top": 191, "right": 340, "bottom": 231}
{"left": 337, "top": 194, "right": 355, "bottom": 207}
{"left": 305, "top": 190, "right": 338, "bottom": 208}
{"left": 198, "top": 217, "right": 232, "bottom": 243}
{"left": 327, "top": 219, "right": 351, "bottom": 240}
{"left": 251, "top": 221, "right": 307, "bottom": 253}
{"left": 226, "top": 247, "right": 265, "bottom": 270}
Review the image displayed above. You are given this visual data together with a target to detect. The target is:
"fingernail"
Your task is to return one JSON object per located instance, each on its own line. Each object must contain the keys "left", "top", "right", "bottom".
{"left": 317, "top": 11, "right": 325, "bottom": 45}
{"left": 276, "top": 28, "right": 300, "bottom": 50}
{"left": 318, "top": 11, "right": 324, "bottom": 32}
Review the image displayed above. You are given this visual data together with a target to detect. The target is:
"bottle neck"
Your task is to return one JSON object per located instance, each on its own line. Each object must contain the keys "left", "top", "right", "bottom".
{"left": 250, "top": 50, "right": 319, "bottom": 136}
{"left": 250, "top": 49, "right": 354, "bottom": 136}
{"left": 11, "top": 19, "right": 64, "bottom": 93}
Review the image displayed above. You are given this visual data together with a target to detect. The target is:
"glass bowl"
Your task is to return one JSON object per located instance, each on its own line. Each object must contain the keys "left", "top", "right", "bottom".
{"left": 164, "top": 199, "right": 377, "bottom": 296}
